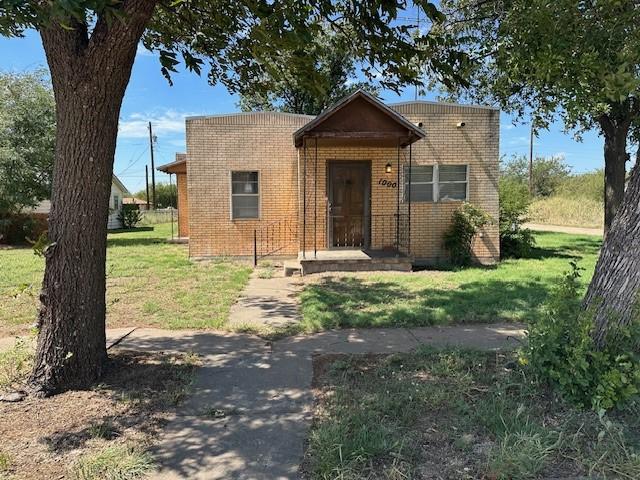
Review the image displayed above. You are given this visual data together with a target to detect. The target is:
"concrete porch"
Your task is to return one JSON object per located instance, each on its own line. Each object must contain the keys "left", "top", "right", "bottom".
{"left": 295, "top": 249, "right": 412, "bottom": 275}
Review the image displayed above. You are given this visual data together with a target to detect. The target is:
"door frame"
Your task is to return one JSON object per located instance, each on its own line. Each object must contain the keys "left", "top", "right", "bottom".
{"left": 326, "top": 160, "right": 371, "bottom": 249}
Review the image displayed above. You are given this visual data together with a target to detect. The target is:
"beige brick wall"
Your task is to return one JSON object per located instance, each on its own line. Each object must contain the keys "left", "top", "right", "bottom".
{"left": 392, "top": 102, "right": 500, "bottom": 264}
{"left": 186, "top": 112, "right": 312, "bottom": 258}
{"left": 186, "top": 102, "right": 500, "bottom": 264}
{"left": 176, "top": 173, "right": 189, "bottom": 237}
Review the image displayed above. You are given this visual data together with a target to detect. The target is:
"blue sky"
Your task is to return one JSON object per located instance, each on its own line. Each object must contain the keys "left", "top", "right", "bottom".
{"left": 1, "top": 30, "right": 606, "bottom": 194}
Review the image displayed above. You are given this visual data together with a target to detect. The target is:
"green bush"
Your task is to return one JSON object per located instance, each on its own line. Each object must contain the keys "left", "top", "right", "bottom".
{"left": 524, "top": 262, "right": 640, "bottom": 410}
{"left": 117, "top": 205, "right": 143, "bottom": 229}
{"left": 556, "top": 169, "right": 604, "bottom": 202}
{"left": 443, "top": 202, "right": 492, "bottom": 266}
{"left": 0, "top": 213, "right": 47, "bottom": 244}
{"left": 499, "top": 179, "right": 535, "bottom": 258}
{"left": 500, "top": 154, "right": 570, "bottom": 197}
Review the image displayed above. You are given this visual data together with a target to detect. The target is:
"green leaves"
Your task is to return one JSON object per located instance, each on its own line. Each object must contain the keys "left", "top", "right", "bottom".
{"left": 0, "top": 70, "right": 55, "bottom": 216}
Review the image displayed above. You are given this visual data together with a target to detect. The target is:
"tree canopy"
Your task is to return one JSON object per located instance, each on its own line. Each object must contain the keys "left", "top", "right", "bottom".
{"left": 237, "top": 31, "right": 380, "bottom": 115}
{"left": 436, "top": 0, "right": 640, "bottom": 229}
{"left": 0, "top": 70, "right": 55, "bottom": 215}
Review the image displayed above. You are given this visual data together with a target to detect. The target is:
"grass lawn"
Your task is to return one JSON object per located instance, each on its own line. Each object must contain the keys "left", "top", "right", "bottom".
{"left": 300, "top": 231, "right": 602, "bottom": 331}
{"left": 305, "top": 349, "right": 640, "bottom": 479}
{"left": 0, "top": 224, "right": 251, "bottom": 337}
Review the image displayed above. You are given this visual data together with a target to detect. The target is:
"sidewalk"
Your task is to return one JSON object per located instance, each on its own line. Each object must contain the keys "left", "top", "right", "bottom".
{"left": 109, "top": 324, "right": 526, "bottom": 479}
{"left": 524, "top": 222, "right": 603, "bottom": 236}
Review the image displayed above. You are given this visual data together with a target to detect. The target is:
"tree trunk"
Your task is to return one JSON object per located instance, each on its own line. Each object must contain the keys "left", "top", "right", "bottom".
{"left": 600, "top": 118, "right": 629, "bottom": 234}
{"left": 584, "top": 159, "right": 640, "bottom": 347}
{"left": 30, "top": 0, "right": 156, "bottom": 395}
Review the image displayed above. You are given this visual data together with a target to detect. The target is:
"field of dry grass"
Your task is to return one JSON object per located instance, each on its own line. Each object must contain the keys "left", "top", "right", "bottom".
{"left": 529, "top": 196, "right": 604, "bottom": 228}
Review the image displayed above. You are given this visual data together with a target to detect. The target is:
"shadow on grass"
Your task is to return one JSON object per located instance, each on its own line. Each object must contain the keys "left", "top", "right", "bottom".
{"left": 300, "top": 276, "right": 552, "bottom": 330}
{"left": 106, "top": 236, "right": 169, "bottom": 248}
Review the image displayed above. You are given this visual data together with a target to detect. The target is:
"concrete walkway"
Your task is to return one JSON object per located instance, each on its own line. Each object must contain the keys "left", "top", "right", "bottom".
{"left": 524, "top": 222, "right": 603, "bottom": 236}
{"left": 107, "top": 324, "right": 526, "bottom": 480}
{"left": 226, "top": 275, "right": 303, "bottom": 331}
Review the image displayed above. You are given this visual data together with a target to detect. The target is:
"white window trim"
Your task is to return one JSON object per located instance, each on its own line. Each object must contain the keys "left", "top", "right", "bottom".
{"left": 404, "top": 164, "right": 434, "bottom": 203}
{"left": 437, "top": 164, "right": 469, "bottom": 202}
{"left": 404, "top": 164, "right": 469, "bottom": 203}
{"left": 230, "top": 170, "right": 261, "bottom": 220}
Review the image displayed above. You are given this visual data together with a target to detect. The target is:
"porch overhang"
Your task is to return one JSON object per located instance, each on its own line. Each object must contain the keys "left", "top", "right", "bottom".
{"left": 157, "top": 154, "right": 186, "bottom": 174}
{"left": 293, "top": 89, "right": 426, "bottom": 148}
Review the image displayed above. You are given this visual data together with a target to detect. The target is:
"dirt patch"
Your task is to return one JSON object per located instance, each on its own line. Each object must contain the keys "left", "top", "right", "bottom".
{"left": 0, "top": 349, "right": 199, "bottom": 479}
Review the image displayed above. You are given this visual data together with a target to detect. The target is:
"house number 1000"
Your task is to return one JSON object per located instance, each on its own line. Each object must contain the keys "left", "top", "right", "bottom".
{"left": 378, "top": 178, "right": 397, "bottom": 188}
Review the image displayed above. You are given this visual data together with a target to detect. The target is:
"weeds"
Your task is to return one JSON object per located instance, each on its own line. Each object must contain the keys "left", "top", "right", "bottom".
{"left": 306, "top": 348, "right": 640, "bottom": 479}
{"left": 0, "top": 338, "right": 33, "bottom": 390}
{"left": 72, "top": 444, "right": 153, "bottom": 480}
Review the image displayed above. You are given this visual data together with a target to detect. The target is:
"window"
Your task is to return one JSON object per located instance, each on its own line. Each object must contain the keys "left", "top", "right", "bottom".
{"left": 231, "top": 171, "right": 259, "bottom": 219}
{"left": 404, "top": 165, "right": 434, "bottom": 202}
{"left": 404, "top": 164, "right": 468, "bottom": 202}
{"left": 113, "top": 194, "right": 119, "bottom": 210}
{"left": 438, "top": 165, "right": 468, "bottom": 201}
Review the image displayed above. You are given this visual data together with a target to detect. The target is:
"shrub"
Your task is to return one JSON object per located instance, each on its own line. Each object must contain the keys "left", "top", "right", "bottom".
{"left": 499, "top": 179, "right": 535, "bottom": 258}
{"left": 500, "top": 154, "right": 571, "bottom": 197}
{"left": 443, "top": 202, "right": 492, "bottom": 266}
{"left": 0, "top": 213, "right": 47, "bottom": 244}
{"left": 524, "top": 262, "right": 640, "bottom": 410}
{"left": 117, "top": 204, "right": 143, "bottom": 229}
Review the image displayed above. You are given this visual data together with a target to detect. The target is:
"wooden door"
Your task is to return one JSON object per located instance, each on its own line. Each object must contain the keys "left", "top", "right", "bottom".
{"left": 328, "top": 162, "right": 370, "bottom": 248}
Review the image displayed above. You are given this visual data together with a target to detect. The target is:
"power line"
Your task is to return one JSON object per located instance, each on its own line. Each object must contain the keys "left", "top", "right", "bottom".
{"left": 117, "top": 145, "right": 149, "bottom": 176}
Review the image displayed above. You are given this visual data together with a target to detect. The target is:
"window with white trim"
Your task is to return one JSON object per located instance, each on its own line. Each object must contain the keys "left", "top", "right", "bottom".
{"left": 438, "top": 165, "right": 468, "bottom": 201}
{"left": 231, "top": 171, "right": 259, "bottom": 219}
{"left": 404, "top": 164, "right": 468, "bottom": 202}
{"left": 404, "top": 165, "right": 434, "bottom": 202}
{"left": 113, "top": 194, "right": 120, "bottom": 210}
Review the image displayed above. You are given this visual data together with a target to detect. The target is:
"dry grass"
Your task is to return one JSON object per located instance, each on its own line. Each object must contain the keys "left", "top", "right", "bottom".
{"left": 0, "top": 224, "right": 251, "bottom": 337}
{"left": 0, "top": 349, "right": 199, "bottom": 480}
{"left": 305, "top": 349, "right": 640, "bottom": 479}
{"left": 529, "top": 196, "right": 604, "bottom": 228}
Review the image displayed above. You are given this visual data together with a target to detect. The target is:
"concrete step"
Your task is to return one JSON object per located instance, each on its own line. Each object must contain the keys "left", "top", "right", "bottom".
{"left": 300, "top": 257, "right": 412, "bottom": 275}
{"left": 283, "top": 261, "right": 302, "bottom": 277}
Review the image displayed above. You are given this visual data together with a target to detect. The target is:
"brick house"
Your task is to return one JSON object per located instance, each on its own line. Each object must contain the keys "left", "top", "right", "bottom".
{"left": 158, "top": 90, "right": 499, "bottom": 273}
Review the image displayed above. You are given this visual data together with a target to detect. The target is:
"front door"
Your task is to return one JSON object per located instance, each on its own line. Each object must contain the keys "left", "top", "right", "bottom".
{"left": 328, "top": 162, "right": 370, "bottom": 248}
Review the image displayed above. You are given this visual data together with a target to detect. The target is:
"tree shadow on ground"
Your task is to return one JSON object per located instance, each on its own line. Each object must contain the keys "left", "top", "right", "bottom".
{"left": 40, "top": 350, "right": 197, "bottom": 454}
{"left": 106, "top": 236, "right": 170, "bottom": 248}
{"left": 301, "top": 275, "right": 553, "bottom": 330}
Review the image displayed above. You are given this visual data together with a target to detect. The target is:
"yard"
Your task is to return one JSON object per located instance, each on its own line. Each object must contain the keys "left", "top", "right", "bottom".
{"left": 299, "top": 231, "right": 601, "bottom": 331}
{"left": 0, "top": 224, "right": 251, "bottom": 337}
{"left": 305, "top": 348, "right": 640, "bottom": 479}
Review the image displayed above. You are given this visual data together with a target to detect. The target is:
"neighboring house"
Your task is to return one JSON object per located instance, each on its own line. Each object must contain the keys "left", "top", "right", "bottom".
{"left": 108, "top": 175, "right": 130, "bottom": 229}
{"left": 123, "top": 197, "right": 151, "bottom": 210}
{"left": 159, "top": 90, "right": 499, "bottom": 272}
{"left": 32, "top": 175, "right": 130, "bottom": 230}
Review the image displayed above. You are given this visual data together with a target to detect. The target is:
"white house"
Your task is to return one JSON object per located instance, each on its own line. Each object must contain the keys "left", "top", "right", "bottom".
{"left": 33, "top": 175, "right": 131, "bottom": 230}
{"left": 108, "top": 175, "right": 130, "bottom": 229}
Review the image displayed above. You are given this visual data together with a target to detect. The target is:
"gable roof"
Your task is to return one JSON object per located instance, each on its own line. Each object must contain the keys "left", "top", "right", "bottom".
{"left": 293, "top": 89, "right": 426, "bottom": 147}
{"left": 112, "top": 174, "right": 130, "bottom": 195}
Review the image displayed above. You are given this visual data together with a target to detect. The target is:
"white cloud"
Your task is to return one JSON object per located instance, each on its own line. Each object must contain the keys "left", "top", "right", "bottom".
{"left": 508, "top": 136, "right": 529, "bottom": 146}
{"left": 118, "top": 110, "right": 195, "bottom": 139}
{"left": 552, "top": 151, "right": 568, "bottom": 158}
{"left": 500, "top": 123, "right": 516, "bottom": 130}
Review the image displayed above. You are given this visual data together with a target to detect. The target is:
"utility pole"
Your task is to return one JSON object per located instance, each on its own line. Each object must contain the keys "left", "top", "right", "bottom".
{"left": 529, "top": 121, "right": 535, "bottom": 195}
{"left": 148, "top": 122, "right": 157, "bottom": 209}
{"left": 145, "top": 165, "right": 150, "bottom": 210}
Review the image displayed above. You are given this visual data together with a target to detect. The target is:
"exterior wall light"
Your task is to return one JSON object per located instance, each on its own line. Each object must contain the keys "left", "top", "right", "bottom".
{"left": 385, "top": 162, "right": 392, "bottom": 174}
{"left": 456, "top": 122, "right": 466, "bottom": 128}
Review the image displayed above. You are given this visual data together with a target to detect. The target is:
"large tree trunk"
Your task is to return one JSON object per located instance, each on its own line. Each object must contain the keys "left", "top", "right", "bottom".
{"left": 30, "top": 0, "right": 156, "bottom": 395}
{"left": 584, "top": 160, "right": 640, "bottom": 347}
{"left": 600, "top": 116, "right": 630, "bottom": 234}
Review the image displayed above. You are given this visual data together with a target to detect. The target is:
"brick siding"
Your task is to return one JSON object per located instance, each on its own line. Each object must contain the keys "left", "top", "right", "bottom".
{"left": 185, "top": 103, "right": 500, "bottom": 264}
